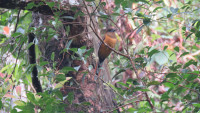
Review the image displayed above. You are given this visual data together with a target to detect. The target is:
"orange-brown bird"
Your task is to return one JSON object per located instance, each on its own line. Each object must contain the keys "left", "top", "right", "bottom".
{"left": 96, "top": 29, "right": 117, "bottom": 75}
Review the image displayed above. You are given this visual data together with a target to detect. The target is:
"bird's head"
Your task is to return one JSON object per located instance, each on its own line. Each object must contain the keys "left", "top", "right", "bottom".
{"left": 106, "top": 28, "right": 116, "bottom": 32}
{"left": 106, "top": 28, "right": 117, "bottom": 39}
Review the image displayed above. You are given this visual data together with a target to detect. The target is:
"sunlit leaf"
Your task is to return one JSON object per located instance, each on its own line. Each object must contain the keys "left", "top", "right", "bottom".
{"left": 54, "top": 78, "right": 71, "bottom": 89}
{"left": 14, "top": 100, "right": 26, "bottom": 106}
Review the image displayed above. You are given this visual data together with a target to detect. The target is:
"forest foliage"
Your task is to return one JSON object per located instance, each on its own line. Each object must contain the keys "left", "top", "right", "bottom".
{"left": 0, "top": 0, "right": 200, "bottom": 112}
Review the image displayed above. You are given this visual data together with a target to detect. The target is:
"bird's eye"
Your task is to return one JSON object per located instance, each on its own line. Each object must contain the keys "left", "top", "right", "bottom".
{"left": 107, "top": 29, "right": 116, "bottom": 32}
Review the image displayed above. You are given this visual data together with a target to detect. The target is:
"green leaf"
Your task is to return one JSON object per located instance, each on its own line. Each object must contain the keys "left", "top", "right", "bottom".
{"left": 81, "top": 102, "right": 91, "bottom": 106}
{"left": 65, "top": 25, "right": 71, "bottom": 36}
{"left": 27, "top": 92, "right": 36, "bottom": 103}
{"left": 195, "top": 31, "right": 200, "bottom": 38}
{"left": 39, "top": 61, "right": 49, "bottom": 66}
{"left": 74, "top": 11, "right": 85, "bottom": 18}
{"left": 183, "top": 94, "right": 191, "bottom": 100}
{"left": 153, "top": 7, "right": 163, "bottom": 12}
{"left": 186, "top": 74, "right": 198, "bottom": 81}
{"left": 134, "top": 87, "right": 149, "bottom": 92}
{"left": 179, "top": 52, "right": 189, "bottom": 58}
{"left": 46, "top": 2, "right": 55, "bottom": 8}
{"left": 61, "top": 67, "right": 76, "bottom": 74}
{"left": 195, "top": 21, "right": 200, "bottom": 29}
{"left": 148, "top": 49, "right": 159, "bottom": 57}
{"left": 151, "top": 34, "right": 160, "bottom": 41}
{"left": 0, "top": 98, "right": 2, "bottom": 108}
{"left": 55, "top": 78, "right": 71, "bottom": 89}
{"left": 164, "top": 46, "right": 168, "bottom": 50}
{"left": 174, "top": 46, "right": 179, "bottom": 52}
{"left": 126, "top": 79, "right": 134, "bottom": 86}
{"left": 168, "top": 28, "right": 177, "bottom": 33}
{"left": 117, "top": 82, "right": 129, "bottom": 87}
{"left": 147, "top": 81, "right": 160, "bottom": 86}
{"left": 182, "top": 26, "right": 186, "bottom": 31}
{"left": 11, "top": 32, "right": 22, "bottom": 37}
{"left": 27, "top": 42, "right": 34, "bottom": 49}
{"left": 53, "top": 90, "right": 63, "bottom": 100}
{"left": 163, "top": 82, "right": 174, "bottom": 88}
{"left": 193, "top": 103, "right": 200, "bottom": 107}
{"left": 175, "top": 87, "right": 186, "bottom": 95}
{"left": 99, "top": 14, "right": 109, "bottom": 19}
{"left": 155, "top": 0, "right": 163, "bottom": 3}
{"left": 51, "top": 52, "right": 55, "bottom": 61}
{"left": 11, "top": 109, "right": 17, "bottom": 113}
{"left": 183, "top": 60, "right": 197, "bottom": 68}
{"left": 166, "top": 73, "right": 177, "bottom": 78}
{"left": 85, "top": 48, "right": 94, "bottom": 56}
{"left": 55, "top": 74, "right": 67, "bottom": 81}
{"left": 26, "top": 2, "right": 35, "bottom": 9}
{"left": 67, "top": 92, "right": 74, "bottom": 104}
{"left": 14, "top": 100, "right": 26, "bottom": 106}
{"left": 70, "top": 48, "right": 78, "bottom": 52}
{"left": 82, "top": 73, "right": 87, "bottom": 83}
{"left": 143, "top": 17, "right": 151, "bottom": 26}
{"left": 65, "top": 40, "right": 73, "bottom": 50}
{"left": 127, "top": 108, "right": 136, "bottom": 112}
{"left": 186, "top": 33, "right": 193, "bottom": 40}
{"left": 161, "top": 93, "right": 169, "bottom": 100}
{"left": 167, "top": 14, "right": 172, "bottom": 18}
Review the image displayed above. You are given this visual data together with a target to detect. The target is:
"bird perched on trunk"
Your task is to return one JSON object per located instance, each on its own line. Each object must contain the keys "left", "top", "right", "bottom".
{"left": 96, "top": 28, "right": 117, "bottom": 75}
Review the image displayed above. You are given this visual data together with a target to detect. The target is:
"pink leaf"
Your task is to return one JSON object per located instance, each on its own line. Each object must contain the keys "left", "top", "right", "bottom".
{"left": 16, "top": 85, "right": 21, "bottom": 96}
{"left": 0, "top": 73, "right": 4, "bottom": 78}
{"left": 5, "top": 75, "right": 11, "bottom": 82}
{"left": 4, "top": 93, "right": 16, "bottom": 98}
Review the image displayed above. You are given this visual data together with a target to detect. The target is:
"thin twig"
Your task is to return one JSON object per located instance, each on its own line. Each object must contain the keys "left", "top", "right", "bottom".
{"left": 10, "top": 9, "right": 22, "bottom": 76}
{"left": 13, "top": 9, "right": 21, "bottom": 33}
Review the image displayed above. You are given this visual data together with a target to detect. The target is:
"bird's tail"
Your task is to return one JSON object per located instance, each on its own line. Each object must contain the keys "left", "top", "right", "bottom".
{"left": 96, "top": 62, "right": 103, "bottom": 75}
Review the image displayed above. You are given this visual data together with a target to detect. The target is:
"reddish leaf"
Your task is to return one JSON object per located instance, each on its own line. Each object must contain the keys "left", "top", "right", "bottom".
{"left": 0, "top": 73, "right": 4, "bottom": 78}
{"left": 4, "top": 93, "right": 16, "bottom": 98}
{"left": 16, "top": 85, "right": 21, "bottom": 96}
{"left": 3, "top": 26, "right": 9, "bottom": 35}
